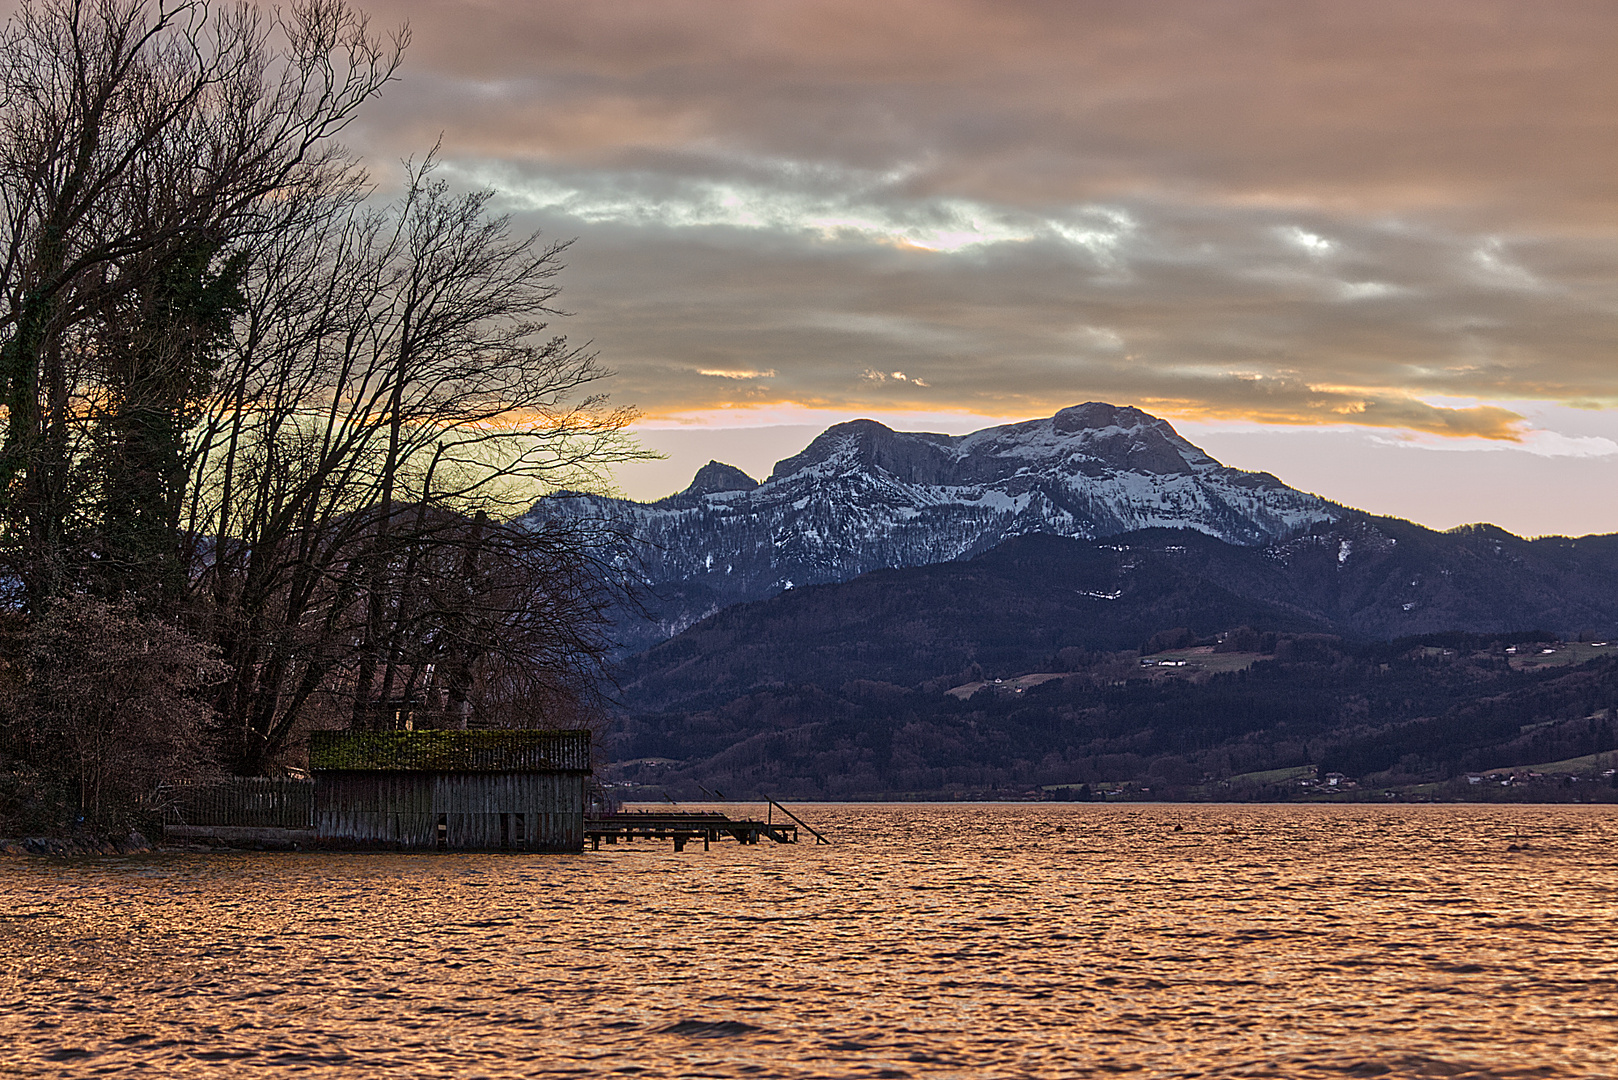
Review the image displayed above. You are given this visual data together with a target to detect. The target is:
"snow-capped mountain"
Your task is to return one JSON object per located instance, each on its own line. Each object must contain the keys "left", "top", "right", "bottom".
{"left": 535, "top": 402, "right": 1341, "bottom": 649}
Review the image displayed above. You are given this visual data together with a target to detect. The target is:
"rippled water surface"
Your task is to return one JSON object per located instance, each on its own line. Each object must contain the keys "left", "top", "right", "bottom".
{"left": 5, "top": 804, "right": 1618, "bottom": 1078}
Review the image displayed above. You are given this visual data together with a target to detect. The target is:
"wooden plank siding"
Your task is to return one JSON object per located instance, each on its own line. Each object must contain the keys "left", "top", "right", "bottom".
{"left": 308, "top": 731, "right": 591, "bottom": 852}
{"left": 313, "top": 772, "right": 586, "bottom": 851}
{"left": 159, "top": 731, "right": 591, "bottom": 851}
{"left": 315, "top": 772, "right": 437, "bottom": 848}
{"left": 435, "top": 773, "right": 585, "bottom": 851}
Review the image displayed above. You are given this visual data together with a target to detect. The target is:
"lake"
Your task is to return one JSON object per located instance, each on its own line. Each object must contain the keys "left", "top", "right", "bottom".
{"left": 3, "top": 803, "right": 1616, "bottom": 1078}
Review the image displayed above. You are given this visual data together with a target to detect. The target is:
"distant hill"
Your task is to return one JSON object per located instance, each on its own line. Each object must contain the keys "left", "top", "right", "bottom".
{"left": 608, "top": 636, "right": 1618, "bottom": 802}
{"left": 603, "top": 512, "right": 1618, "bottom": 801}
{"left": 616, "top": 518, "right": 1618, "bottom": 713}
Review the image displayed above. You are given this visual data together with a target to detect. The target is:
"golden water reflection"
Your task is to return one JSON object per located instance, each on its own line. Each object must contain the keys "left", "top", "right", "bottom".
{"left": 4, "top": 804, "right": 1617, "bottom": 1078}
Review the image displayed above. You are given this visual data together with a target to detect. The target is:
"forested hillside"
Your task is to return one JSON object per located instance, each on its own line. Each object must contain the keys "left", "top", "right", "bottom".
{"left": 609, "top": 634, "right": 1618, "bottom": 801}
{"left": 616, "top": 523, "right": 1618, "bottom": 713}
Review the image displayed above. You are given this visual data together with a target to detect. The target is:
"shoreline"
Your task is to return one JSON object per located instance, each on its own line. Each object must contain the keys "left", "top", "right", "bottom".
{"left": 1, "top": 831, "right": 153, "bottom": 857}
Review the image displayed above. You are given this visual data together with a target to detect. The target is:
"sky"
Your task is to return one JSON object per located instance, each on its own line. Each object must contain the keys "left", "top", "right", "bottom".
{"left": 350, "top": 0, "right": 1618, "bottom": 536}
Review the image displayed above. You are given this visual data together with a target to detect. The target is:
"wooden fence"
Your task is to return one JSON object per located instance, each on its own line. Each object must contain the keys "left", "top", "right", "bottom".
{"left": 165, "top": 778, "right": 315, "bottom": 829}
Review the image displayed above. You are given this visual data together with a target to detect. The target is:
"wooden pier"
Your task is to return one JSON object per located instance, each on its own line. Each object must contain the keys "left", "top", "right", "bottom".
{"left": 586, "top": 801, "right": 830, "bottom": 851}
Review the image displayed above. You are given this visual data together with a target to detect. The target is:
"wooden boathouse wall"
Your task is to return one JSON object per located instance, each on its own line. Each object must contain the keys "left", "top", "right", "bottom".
{"left": 309, "top": 730, "right": 590, "bottom": 852}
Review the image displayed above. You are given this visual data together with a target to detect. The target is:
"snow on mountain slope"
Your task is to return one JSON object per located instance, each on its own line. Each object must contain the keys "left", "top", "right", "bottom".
{"left": 531, "top": 402, "right": 1341, "bottom": 648}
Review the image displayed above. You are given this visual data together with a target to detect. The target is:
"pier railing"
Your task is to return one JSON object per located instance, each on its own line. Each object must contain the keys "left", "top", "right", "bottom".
{"left": 766, "top": 798, "right": 830, "bottom": 844}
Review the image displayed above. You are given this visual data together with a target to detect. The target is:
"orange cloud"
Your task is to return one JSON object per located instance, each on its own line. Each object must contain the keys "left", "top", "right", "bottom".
{"left": 1143, "top": 394, "right": 1527, "bottom": 441}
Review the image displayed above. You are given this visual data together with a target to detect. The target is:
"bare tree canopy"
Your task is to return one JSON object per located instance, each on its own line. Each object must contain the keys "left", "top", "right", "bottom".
{"left": 0, "top": 0, "right": 645, "bottom": 813}
{"left": 0, "top": 0, "right": 409, "bottom": 605}
{"left": 194, "top": 158, "right": 643, "bottom": 772}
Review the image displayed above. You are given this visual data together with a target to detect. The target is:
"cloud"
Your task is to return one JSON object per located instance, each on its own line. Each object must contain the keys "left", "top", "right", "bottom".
{"left": 698, "top": 368, "right": 775, "bottom": 380}
{"left": 531, "top": 197, "right": 1617, "bottom": 433}
{"left": 1369, "top": 429, "right": 1618, "bottom": 458}
{"left": 1469, "top": 238, "right": 1546, "bottom": 292}
{"left": 1507, "top": 431, "right": 1618, "bottom": 458}
{"left": 364, "top": 1, "right": 1618, "bottom": 227}
{"left": 345, "top": 0, "right": 1618, "bottom": 440}
{"left": 1143, "top": 384, "right": 1528, "bottom": 441}
{"left": 1279, "top": 226, "right": 1335, "bottom": 257}
{"left": 862, "top": 369, "right": 929, "bottom": 387}
{"left": 448, "top": 157, "right": 1133, "bottom": 256}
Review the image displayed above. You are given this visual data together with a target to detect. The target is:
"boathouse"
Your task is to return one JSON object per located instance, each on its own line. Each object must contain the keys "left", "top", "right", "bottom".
{"left": 309, "top": 729, "right": 591, "bottom": 851}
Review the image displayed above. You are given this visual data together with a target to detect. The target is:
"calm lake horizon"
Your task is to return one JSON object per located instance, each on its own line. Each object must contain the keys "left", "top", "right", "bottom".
{"left": 4, "top": 803, "right": 1616, "bottom": 1078}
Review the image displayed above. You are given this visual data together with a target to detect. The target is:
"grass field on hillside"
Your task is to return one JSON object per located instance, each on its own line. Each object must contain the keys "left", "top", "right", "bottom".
{"left": 1138, "top": 646, "right": 1265, "bottom": 675}
{"left": 1508, "top": 640, "right": 1618, "bottom": 669}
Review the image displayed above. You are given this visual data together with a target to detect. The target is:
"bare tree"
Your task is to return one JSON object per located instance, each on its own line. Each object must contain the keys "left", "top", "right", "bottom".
{"left": 0, "top": 1, "right": 643, "bottom": 788}
{"left": 0, "top": 0, "right": 405, "bottom": 608}
{"left": 4, "top": 596, "right": 223, "bottom": 825}
{"left": 186, "top": 160, "right": 642, "bottom": 773}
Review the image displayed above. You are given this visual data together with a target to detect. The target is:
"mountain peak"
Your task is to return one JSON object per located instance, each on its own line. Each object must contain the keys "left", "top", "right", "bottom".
{"left": 1051, "top": 401, "right": 1157, "bottom": 433}
{"left": 682, "top": 460, "right": 758, "bottom": 496}
{"left": 766, "top": 418, "right": 955, "bottom": 484}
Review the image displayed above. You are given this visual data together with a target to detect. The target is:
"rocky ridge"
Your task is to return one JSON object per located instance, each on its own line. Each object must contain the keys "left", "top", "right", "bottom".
{"left": 533, "top": 403, "right": 1341, "bottom": 650}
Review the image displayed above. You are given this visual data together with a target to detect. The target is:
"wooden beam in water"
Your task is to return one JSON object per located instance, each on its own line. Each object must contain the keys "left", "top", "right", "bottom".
{"left": 765, "top": 798, "right": 831, "bottom": 844}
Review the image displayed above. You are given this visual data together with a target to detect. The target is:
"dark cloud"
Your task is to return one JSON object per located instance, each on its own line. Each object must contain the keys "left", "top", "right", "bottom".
{"left": 346, "top": 0, "right": 1618, "bottom": 436}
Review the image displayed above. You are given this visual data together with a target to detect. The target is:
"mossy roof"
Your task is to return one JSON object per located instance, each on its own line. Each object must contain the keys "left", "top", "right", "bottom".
{"left": 308, "top": 729, "right": 591, "bottom": 773}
